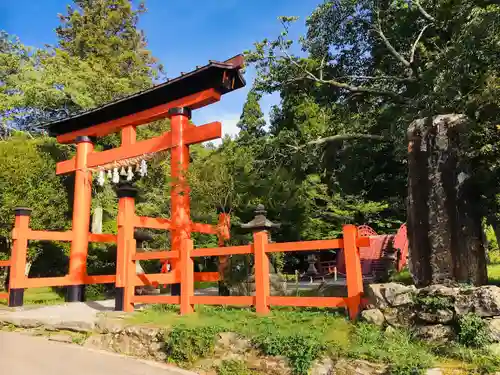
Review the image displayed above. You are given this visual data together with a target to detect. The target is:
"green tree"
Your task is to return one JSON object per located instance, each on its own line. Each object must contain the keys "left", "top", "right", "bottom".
{"left": 56, "top": 0, "right": 163, "bottom": 89}
{"left": 237, "top": 89, "right": 266, "bottom": 141}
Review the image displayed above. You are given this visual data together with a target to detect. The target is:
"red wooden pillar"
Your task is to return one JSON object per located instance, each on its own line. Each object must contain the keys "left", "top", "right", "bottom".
{"left": 168, "top": 107, "right": 192, "bottom": 296}
{"left": 66, "top": 136, "right": 93, "bottom": 302}
{"left": 8, "top": 207, "right": 32, "bottom": 307}
{"left": 343, "top": 224, "right": 363, "bottom": 319}
{"left": 115, "top": 126, "right": 137, "bottom": 312}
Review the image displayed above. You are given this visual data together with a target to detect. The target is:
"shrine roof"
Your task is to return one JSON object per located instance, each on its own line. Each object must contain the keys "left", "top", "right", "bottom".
{"left": 43, "top": 55, "right": 246, "bottom": 137}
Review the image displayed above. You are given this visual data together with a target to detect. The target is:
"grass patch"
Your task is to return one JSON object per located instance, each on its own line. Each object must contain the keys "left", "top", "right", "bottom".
{"left": 0, "top": 286, "right": 108, "bottom": 306}
{"left": 346, "top": 323, "right": 434, "bottom": 375}
{"left": 488, "top": 264, "right": 500, "bottom": 285}
{"left": 391, "top": 265, "right": 500, "bottom": 286}
{"left": 164, "top": 325, "right": 221, "bottom": 364}
{"left": 24, "top": 287, "right": 65, "bottom": 305}
{"left": 128, "top": 304, "right": 500, "bottom": 375}
{"left": 194, "top": 281, "right": 218, "bottom": 289}
{"left": 217, "top": 359, "right": 255, "bottom": 375}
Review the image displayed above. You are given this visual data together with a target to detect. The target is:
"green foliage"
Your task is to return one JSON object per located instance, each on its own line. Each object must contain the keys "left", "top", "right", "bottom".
{"left": 389, "top": 268, "right": 413, "bottom": 285}
{"left": 237, "top": 89, "right": 266, "bottom": 141}
{"left": 457, "top": 313, "right": 491, "bottom": 348}
{"left": 253, "top": 333, "right": 325, "bottom": 375}
{"left": 414, "top": 295, "right": 454, "bottom": 312}
{"left": 347, "top": 323, "right": 434, "bottom": 375}
{"left": 485, "top": 224, "right": 499, "bottom": 252}
{"left": 163, "top": 325, "right": 221, "bottom": 364}
{"left": 84, "top": 284, "right": 106, "bottom": 301}
{"left": 217, "top": 360, "right": 252, "bottom": 375}
{"left": 431, "top": 343, "right": 500, "bottom": 373}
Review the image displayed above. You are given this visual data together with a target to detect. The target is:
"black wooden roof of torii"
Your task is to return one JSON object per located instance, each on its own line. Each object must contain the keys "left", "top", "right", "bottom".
{"left": 43, "top": 55, "right": 246, "bottom": 137}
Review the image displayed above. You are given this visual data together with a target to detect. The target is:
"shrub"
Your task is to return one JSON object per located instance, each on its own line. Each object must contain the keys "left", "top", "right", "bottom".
{"left": 457, "top": 313, "right": 491, "bottom": 348}
{"left": 85, "top": 284, "right": 106, "bottom": 301}
{"left": 348, "top": 323, "right": 433, "bottom": 375}
{"left": 163, "top": 325, "right": 221, "bottom": 364}
{"left": 252, "top": 333, "right": 324, "bottom": 375}
{"left": 217, "top": 359, "right": 251, "bottom": 375}
{"left": 414, "top": 294, "right": 454, "bottom": 312}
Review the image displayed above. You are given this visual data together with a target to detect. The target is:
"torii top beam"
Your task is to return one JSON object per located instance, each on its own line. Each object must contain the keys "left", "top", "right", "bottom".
{"left": 43, "top": 55, "right": 245, "bottom": 143}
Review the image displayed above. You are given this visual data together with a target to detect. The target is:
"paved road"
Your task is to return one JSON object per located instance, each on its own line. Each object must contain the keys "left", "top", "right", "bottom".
{"left": 0, "top": 332, "right": 194, "bottom": 375}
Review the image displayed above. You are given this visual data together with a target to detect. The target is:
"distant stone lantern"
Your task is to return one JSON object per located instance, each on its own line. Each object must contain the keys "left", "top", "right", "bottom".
{"left": 241, "top": 204, "right": 281, "bottom": 275}
{"left": 240, "top": 204, "right": 281, "bottom": 233}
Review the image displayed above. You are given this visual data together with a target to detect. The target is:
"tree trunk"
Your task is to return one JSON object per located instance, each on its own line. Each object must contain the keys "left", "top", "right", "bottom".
{"left": 407, "top": 114, "right": 488, "bottom": 287}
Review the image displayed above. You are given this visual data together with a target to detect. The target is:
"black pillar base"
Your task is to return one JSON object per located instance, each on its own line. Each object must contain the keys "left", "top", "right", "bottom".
{"left": 115, "top": 287, "right": 124, "bottom": 311}
{"left": 171, "top": 283, "right": 181, "bottom": 296}
{"left": 8, "top": 288, "right": 24, "bottom": 307}
{"left": 218, "top": 281, "right": 230, "bottom": 296}
{"left": 65, "top": 285, "right": 85, "bottom": 302}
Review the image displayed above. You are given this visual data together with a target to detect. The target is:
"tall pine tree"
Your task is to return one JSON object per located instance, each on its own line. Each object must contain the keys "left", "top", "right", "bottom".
{"left": 237, "top": 89, "right": 266, "bottom": 141}
{"left": 56, "top": 0, "right": 163, "bottom": 89}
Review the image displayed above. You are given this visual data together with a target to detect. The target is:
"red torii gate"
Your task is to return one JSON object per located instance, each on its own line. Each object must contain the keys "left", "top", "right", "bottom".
{"left": 4, "top": 56, "right": 244, "bottom": 310}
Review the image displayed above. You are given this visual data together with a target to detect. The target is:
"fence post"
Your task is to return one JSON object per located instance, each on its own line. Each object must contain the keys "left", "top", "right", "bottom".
{"left": 115, "top": 184, "right": 137, "bottom": 312}
{"left": 253, "top": 230, "right": 270, "bottom": 314}
{"left": 180, "top": 238, "right": 194, "bottom": 314}
{"left": 9, "top": 207, "right": 32, "bottom": 307}
{"left": 241, "top": 205, "right": 280, "bottom": 315}
{"left": 343, "top": 224, "right": 363, "bottom": 320}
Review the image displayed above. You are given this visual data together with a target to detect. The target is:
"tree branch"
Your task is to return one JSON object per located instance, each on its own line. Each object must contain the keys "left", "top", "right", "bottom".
{"left": 280, "top": 49, "right": 403, "bottom": 99}
{"left": 374, "top": 12, "right": 411, "bottom": 68}
{"left": 410, "top": 24, "right": 430, "bottom": 64}
{"left": 291, "top": 134, "right": 390, "bottom": 150}
{"left": 414, "top": 0, "right": 436, "bottom": 23}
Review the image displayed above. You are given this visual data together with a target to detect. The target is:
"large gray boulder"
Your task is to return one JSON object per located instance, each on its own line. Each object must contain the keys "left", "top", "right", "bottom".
{"left": 455, "top": 286, "right": 500, "bottom": 317}
{"left": 365, "top": 283, "right": 416, "bottom": 309}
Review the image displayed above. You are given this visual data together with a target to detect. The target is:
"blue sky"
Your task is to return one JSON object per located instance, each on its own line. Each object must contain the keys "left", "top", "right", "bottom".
{"left": 0, "top": 0, "right": 318, "bottom": 138}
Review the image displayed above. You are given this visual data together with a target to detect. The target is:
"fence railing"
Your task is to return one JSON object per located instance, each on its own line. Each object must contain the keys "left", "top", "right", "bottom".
{"left": 120, "top": 224, "right": 368, "bottom": 319}
{"left": 4, "top": 206, "right": 368, "bottom": 319}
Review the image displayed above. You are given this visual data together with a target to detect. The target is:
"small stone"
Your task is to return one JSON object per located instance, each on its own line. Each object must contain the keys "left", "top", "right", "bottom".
{"left": 334, "top": 359, "right": 387, "bottom": 374}
{"left": 383, "top": 283, "right": 416, "bottom": 307}
{"left": 489, "top": 318, "right": 500, "bottom": 342}
{"left": 311, "top": 358, "right": 334, "bottom": 375}
{"left": 96, "top": 319, "right": 124, "bottom": 334}
{"left": 49, "top": 334, "right": 73, "bottom": 344}
{"left": 419, "top": 285, "right": 459, "bottom": 298}
{"left": 425, "top": 369, "right": 443, "bottom": 375}
{"left": 361, "top": 309, "right": 385, "bottom": 326}
{"left": 415, "top": 325, "right": 456, "bottom": 343}
{"left": 488, "top": 343, "right": 500, "bottom": 356}
{"left": 383, "top": 307, "right": 415, "bottom": 328}
{"left": 417, "top": 309, "right": 454, "bottom": 324}
{"left": 365, "top": 284, "right": 388, "bottom": 308}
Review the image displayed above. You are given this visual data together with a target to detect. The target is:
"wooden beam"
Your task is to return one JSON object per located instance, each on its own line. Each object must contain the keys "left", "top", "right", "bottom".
{"left": 56, "top": 89, "right": 222, "bottom": 143}
{"left": 191, "top": 222, "right": 217, "bottom": 235}
{"left": 28, "top": 230, "right": 73, "bottom": 242}
{"left": 191, "top": 296, "right": 254, "bottom": 306}
{"left": 133, "top": 251, "right": 179, "bottom": 261}
{"left": 88, "top": 233, "right": 117, "bottom": 243}
{"left": 194, "top": 272, "right": 219, "bottom": 282}
{"left": 56, "top": 122, "right": 221, "bottom": 175}
{"left": 135, "top": 216, "right": 171, "bottom": 230}
{"left": 267, "top": 239, "right": 343, "bottom": 253}
{"left": 191, "top": 245, "right": 252, "bottom": 257}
